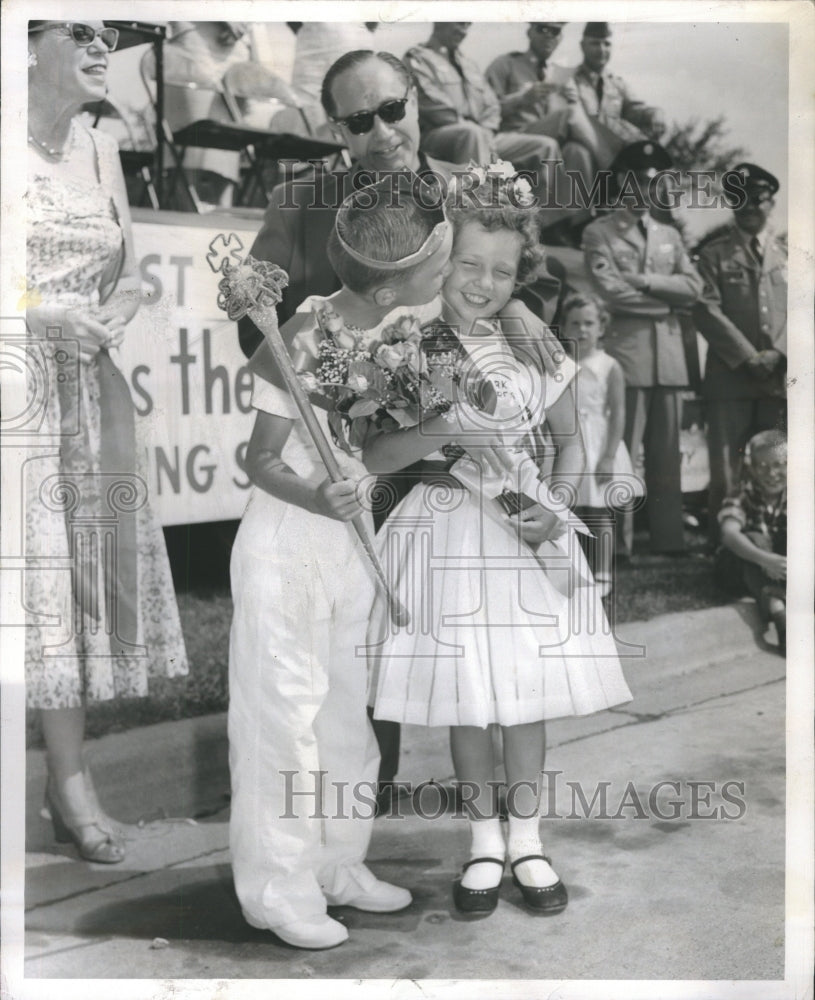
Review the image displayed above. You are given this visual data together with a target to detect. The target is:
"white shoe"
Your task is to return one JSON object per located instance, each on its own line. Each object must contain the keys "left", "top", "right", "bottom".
{"left": 326, "top": 876, "right": 412, "bottom": 913}
{"left": 267, "top": 916, "right": 348, "bottom": 950}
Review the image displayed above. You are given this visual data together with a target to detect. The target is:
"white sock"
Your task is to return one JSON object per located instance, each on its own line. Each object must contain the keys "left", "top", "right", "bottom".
{"left": 461, "top": 817, "right": 505, "bottom": 890}
{"left": 507, "top": 815, "right": 559, "bottom": 888}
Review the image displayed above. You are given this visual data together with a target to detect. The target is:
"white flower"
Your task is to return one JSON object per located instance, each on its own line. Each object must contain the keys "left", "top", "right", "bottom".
{"left": 334, "top": 328, "right": 358, "bottom": 350}
{"left": 298, "top": 371, "right": 319, "bottom": 392}
{"left": 347, "top": 373, "right": 369, "bottom": 392}
{"left": 388, "top": 315, "right": 423, "bottom": 342}
{"left": 320, "top": 306, "right": 344, "bottom": 334}
{"left": 486, "top": 159, "right": 516, "bottom": 180}
{"left": 28, "top": 49, "right": 38, "bottom": 68}
{"left": 513, "top": 176, "right": 536, "bottom": 206}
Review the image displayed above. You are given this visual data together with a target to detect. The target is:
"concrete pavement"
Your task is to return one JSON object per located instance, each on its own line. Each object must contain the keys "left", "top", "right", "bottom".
{"left": 19, "top": 602, "right": 791, "bottom": 987}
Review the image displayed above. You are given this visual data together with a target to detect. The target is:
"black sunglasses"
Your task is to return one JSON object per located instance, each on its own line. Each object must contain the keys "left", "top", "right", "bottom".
{"left": 531, "top": 25, "right": 562, "bottom": 37}
{"left": 331, "top": 91, "right": 410, "bottom": 136}
{"left": 28, "top": 22, "right": 119, "bottom": 51}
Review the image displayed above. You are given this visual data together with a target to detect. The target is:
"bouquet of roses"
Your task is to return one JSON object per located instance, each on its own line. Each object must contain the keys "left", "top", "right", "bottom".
{"left": 296, "top": 303, "right": 487, "bottom": 453}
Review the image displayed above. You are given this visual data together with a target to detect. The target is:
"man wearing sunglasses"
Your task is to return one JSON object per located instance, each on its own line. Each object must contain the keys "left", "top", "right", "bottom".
{"left": 486, "top": 23, "right": 578, "bottom": 137}
{"left": 240, "top": 47, "right": 566, "bottom": 354}
{"left": 238, "top": 49, "right": 461, "bottom": 356}
{"left": 691, "top": 163, "right": 787, "bottom": 545}
{"left": 404, "top": 23, "right": 563, "bottom": 203}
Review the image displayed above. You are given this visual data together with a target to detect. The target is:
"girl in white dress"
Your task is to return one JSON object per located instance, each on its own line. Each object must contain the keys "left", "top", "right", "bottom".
{"left": 562, "top": 293, "right": 643, "bottom": 596}
{"left": 365, "top": 182, "right": 632, "bottom": 916}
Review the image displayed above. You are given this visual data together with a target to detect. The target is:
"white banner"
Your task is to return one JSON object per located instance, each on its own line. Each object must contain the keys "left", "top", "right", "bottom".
{"left": 120, "top": 214, "right": 261, "bottom": 526}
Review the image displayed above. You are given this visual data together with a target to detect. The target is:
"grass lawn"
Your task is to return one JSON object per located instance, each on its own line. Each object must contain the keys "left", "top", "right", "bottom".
{"left": 25, "top": 519, "right": 733, "bottom": 747}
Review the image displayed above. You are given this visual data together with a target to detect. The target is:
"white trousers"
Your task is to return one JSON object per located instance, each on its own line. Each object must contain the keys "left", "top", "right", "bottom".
{"left": 228, "top": 492, "right": 380, "bottom": 927}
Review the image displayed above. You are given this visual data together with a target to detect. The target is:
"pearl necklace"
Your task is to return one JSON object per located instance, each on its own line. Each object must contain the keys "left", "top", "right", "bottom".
{"left": 28, "top": 120, "right": 75, "bottom": 162}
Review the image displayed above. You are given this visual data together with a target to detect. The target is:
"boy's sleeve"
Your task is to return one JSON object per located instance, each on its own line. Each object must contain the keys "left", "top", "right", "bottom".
{"left": 717, "top": 491, "right": 747, "bottom": 528}
{"left": 247, "top": 309, "right": 319, "bottom": 418}
{"left": 250, "top": 378, "right": 299, "bottom": 419}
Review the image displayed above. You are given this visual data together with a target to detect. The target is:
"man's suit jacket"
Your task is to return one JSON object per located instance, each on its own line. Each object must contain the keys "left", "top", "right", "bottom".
{"left": 692, "top": 225, "right": 787, "bottom": 400}
{"left": 582, "top": 211, "right": 703, "bottom": 387}
{"left": 238, "top": 156, "right": 456, "bottom": 357}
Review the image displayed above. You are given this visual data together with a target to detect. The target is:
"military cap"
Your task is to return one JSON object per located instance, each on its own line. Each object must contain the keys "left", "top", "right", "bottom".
{"left": 610, "top": 141, "right": 673, "bottom": 176}
{"left": 583, "top": 22, "right": 612, "bottom": 38}
{"left": 731, "top": 162, "right": 780, "bottom": 196}
{"left": 529, "top": 21, "right": 565, "bottom": 31}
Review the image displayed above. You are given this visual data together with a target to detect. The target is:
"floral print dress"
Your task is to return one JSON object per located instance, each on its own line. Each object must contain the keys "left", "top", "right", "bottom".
{"left": 25, "top": 124, "right": 188, "bottom": 708}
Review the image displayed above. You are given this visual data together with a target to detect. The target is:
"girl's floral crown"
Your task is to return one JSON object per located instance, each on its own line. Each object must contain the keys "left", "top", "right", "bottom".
{"left": 446, "top": 158, "right": 537, "bottom": 209}
{"left": 334, "top": 183, "right": 450, "bottom": 272}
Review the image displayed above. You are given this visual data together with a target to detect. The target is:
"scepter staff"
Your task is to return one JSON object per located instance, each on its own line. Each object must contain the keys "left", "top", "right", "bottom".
{"left": 207, "top": 233, "right": 410, "bottom": 627}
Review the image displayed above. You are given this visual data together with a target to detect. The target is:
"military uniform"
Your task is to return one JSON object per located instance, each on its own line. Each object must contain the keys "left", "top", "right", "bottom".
{"left": 583, "top": 167, "right": 703, "bottom": 552}
{"left": 692, "top": 173, "right": 787, "bottom": 537}
{"left": 561, "top": 23, "right": 663, "bottom": 230}
{"left": 571, "top": 65, "right": 656, "bottom": 150}
{"left": 485, "top": 50, "right": 576, "bottom": 136}
{"left": 404, "top": 42, "right": 561, "bottom": 195}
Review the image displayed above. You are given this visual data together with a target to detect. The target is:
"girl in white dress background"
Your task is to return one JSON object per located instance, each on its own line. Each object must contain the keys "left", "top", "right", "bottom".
{"left": 364, "top": 180, "right": 632, "bottom": 917}
{"left": 562, "top": 293, "right": 643, "bottom": 597}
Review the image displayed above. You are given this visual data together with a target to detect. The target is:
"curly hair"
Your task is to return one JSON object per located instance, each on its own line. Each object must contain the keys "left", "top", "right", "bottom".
{"left": 560, "top": 291, "right": 611, "bottom": 330}
{"left": 445, "top": 191, "right": 546, "bottom": 287}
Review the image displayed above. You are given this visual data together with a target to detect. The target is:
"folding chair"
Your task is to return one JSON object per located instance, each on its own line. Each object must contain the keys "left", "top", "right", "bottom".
{"left": 223, "top": 62, "right": 315, "bottom": 136}
{"left": 87, "top": 97, "right": 160, "bottom": 210}
{"left": 222, "top": 61, "right": 348, "bottom": 205}
{"left": 140, "top": 47, "right": 270, "bottom": 212}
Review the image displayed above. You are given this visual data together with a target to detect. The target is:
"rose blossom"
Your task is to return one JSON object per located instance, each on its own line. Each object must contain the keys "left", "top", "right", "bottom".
{"left": 333, "top": 328, "right": 358, "bottom": 350}
{"left": 376, "top": 343, "right": 406, "bottom": 371}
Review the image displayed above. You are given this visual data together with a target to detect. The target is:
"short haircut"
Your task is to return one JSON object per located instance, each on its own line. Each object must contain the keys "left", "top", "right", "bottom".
{"left": 446, "top": 194, "right": 545, "bottom": 287}
{"left": 560, "top": 291, "right": 610, "bottom": 329}
{"left": 327, "top": 182, "right": 443, "bottom": 294}
{"left": 321, "top": 50, "right": 413, "bottom": 118}
{"left": 748, "top": 429, "right": 787, "bottom": 457}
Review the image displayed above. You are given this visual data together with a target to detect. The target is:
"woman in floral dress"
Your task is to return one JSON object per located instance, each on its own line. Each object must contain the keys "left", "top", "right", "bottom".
{"left": 25, "top": 20, "right": 188, "bottom": 863}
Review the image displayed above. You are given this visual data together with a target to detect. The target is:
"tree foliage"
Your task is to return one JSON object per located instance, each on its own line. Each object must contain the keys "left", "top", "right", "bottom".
{"left": 659, "top": 115, "right": 748, "bottom": 174}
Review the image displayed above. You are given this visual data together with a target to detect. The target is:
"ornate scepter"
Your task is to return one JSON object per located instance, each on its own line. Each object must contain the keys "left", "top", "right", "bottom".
{"left": 207, "top": 233, "right": 409, "bottom": 626}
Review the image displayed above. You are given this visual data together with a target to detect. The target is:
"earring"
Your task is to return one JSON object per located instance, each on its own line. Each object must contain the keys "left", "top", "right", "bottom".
{"left": 28, "top": 49, "right": 38, "bottom": 68}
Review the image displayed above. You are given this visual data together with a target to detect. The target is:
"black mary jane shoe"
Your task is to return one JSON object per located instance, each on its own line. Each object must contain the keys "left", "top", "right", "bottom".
{"left": 510, "top": 855, "right": 568, "bottom": 914}
{"left": 452, "top": 857, "right": 505, "bottom": 913}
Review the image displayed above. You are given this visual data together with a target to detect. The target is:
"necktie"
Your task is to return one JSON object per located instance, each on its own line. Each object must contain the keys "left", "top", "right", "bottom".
{"left": 637, "top": 219, "right": 648, "bottom": 241}
{"left": 538, "top": 61, "right": 547, "bottom": 81}
{"left": 596, "top": 75, "right": 604, "bottom": 106}
{"left": 448, "top": 47, "right": 464, "bottom": 77}
{"left": 751, "top": 236, "right": 763, "bottom": 264}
